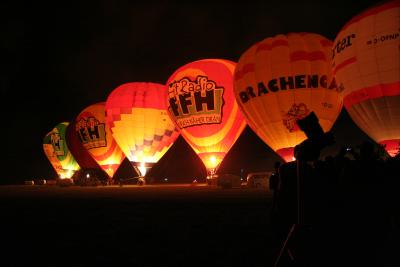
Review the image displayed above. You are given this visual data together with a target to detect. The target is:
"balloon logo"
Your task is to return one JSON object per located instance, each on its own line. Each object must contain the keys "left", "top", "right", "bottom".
{"left": 167, "top": 59, "right": 246, "bottom": 175}
{"left": 332, "top": 0, "right": 400, "bottom": 157}
{"left": 43, "top": 122, "right": 80, "bottom": 178}
{"left": 76, "top": 102, "right": 125, "bottom": 178}
{"left": 105, "top": 82, "right": 180, "bottom": 176}
{"left": 234, "top": 33, "right": 343, "bottom": 162}
{"left": 66, "top": 120, "right": 100, "bottom": 170}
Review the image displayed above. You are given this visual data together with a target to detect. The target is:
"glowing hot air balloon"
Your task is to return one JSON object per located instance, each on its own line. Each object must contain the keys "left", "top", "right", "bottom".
{"left": 234, "top": 33, "right": 343, "bottom": 162}
{"left": 105, "top": 82, "right": 180, "bottom": 177}
{"left": 166, "top": 59, "right": 247, "bottom": 177}
{"left": 332, "top": 0, "right": 400, "bottom": 157}
{"left": 66, "top": 121, "right": 100, "bottom": 170}
{"left": 76, "top": 102, "right": 125, "bottom": 178}
{"left": 43, "top": 122, "right": 80, "bottom": 178}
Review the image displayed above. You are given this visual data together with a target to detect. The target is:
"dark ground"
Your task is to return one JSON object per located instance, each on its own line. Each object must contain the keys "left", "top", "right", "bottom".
{"left": 0, "top": 185, "right": 276, "bottom": 267}
{"left": 0, "top": 184, "right": 398, "bottom": 267}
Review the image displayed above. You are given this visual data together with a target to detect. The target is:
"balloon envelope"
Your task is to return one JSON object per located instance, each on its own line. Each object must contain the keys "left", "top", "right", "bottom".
{"left": 43, "top": 122, "right": 80, "bottom": 178}
{"left": 76, "top": 102, "right": 125, "bottom": 178}
{"left": 234, "top": 33, "right": 343, "bottom": 162}
{"left": 66, "top": 121, "right": 100, "bottom": 170}
{"left": 167, "top": 59, "right": 246, "bottom": 171}
{"left": 105, "top": 82, "right": 180, "bottom": 176}
{"left": 332, "top": 0, "right": 400, "bottom": 157}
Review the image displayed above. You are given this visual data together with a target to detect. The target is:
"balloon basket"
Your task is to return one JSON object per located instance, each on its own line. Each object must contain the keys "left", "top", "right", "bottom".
{"left": 206, "top": 168, "right": 218, "bottom": 186}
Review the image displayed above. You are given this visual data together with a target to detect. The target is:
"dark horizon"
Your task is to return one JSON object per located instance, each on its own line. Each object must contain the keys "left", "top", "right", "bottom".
{"left": 2, "top": 1, "right": 382, "bottom": 184}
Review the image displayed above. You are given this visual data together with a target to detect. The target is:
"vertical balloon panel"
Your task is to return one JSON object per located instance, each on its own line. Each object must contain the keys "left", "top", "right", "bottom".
{"left": 234, "top": 33, "right": 343, "bottom": 162}
{"left": 105, "top": 82, "right": 180, "bottom": 177}
{"left": 43, "top": 122, "right": 80, "bottom": 178}
{"left": 332, "top": 0, "right": 400, "bottom": 156}
{"left": 166, "top": 59, "right": 247, "bottom": 172}
{"left": 76, "top": 102, "right": 125, "bottom": 178}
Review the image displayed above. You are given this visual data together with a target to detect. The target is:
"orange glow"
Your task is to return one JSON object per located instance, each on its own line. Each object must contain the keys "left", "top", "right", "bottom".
{"left": 76, "top": 103, "right": 125, "bottom": 177}
{"left": 104, "top": 165, "right": 116, "bottom": 178}
{"left": 166, "top": 59, "right": 246, "bottom": 172}
{"left": 138, "top": 162, "right": 148, "bottom": 177}
{"left": 202, "top": 154, "right": 222, "bottom": 169}
{"left": 234, "top": 33, "right": 343, "bottom": 162}
{"left": 276, "top": 147, "right": 296, "bottom": 163}
{"left": 209, "top": 155, "right": 217, "bottom": 166}
{"left": 105, "top": 82, "right": 180, "bottom": 176}
{"left": 379, "top": 140, "right": 400, "bottom": 157}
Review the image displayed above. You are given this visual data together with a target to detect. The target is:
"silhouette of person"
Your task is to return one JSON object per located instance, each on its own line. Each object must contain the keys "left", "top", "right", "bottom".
{"left": 270, "top": 161, "right": 281, "bottom": 215}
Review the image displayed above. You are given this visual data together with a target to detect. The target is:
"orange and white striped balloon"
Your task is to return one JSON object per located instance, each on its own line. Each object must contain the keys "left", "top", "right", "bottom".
{"left": 167, "top": 59, "right": 246, "bottom": 171}
{"left": 234, "top": 33, "right": 343, "bottom": 162}
{"left": 332, "top": 0, "right": 400, "bottom": 157}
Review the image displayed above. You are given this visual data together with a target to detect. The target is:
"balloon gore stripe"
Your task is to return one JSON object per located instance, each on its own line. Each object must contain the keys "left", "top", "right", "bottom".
{"left": 343, "top": 82, "right": 400, "bottom": 109}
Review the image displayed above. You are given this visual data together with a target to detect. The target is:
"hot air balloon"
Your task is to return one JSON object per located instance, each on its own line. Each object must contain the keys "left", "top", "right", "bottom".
{"left": 43, "top": 122, "right": 80, "bottom": 178}
{"left": 105, "top": 82, "right": 180, "bottom": 178}
{"left": 76, "top": 102, "right": 125, "bottom": 179}
{"left": 66, "top": 121, "right": 111, "bottom": 185}
{"left": 166, "top": 59, "right": 247, "bottom": 179}
{"left": 234, "top": 33, "right": 343, "bottom": 162}
{"left": 66, "top": 121, "right": 100, "bottom": 170}
{"left": 332, "top": 0, "right": 400, "bottom": 157}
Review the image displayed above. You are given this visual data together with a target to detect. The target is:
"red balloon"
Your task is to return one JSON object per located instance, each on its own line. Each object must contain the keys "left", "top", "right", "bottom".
{"left": 166, "top": 59, "right": 247, "bottom": 173}
{"left": 66, "top": 121, "right": 100, "bottom": 170}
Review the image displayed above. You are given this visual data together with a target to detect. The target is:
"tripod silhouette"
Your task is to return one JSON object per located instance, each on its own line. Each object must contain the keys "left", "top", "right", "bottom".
{"left": 273, "top": 159, "right": 315, "bottom": 267}
{"left": 273, "top": 112, "right": 334, "bottom": 267}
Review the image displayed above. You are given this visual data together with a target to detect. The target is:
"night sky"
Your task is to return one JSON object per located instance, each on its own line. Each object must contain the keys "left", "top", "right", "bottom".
{"left": 2, "top": 1, "right": 382, "bottom": 184}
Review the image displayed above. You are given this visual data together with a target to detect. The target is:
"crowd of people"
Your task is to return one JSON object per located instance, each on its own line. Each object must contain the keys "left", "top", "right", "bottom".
{"left": 269, "top": 141, "right": 399, "bottom": 267}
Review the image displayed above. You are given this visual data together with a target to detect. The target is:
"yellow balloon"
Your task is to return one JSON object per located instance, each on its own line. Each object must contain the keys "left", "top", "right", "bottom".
{"left": 105, "top": 82, "right": 180, "bottom": 176}
{"left": 234, "top": 33, "right": 343, "bottom": 161}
